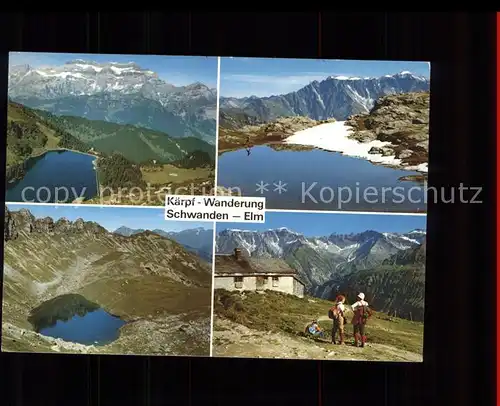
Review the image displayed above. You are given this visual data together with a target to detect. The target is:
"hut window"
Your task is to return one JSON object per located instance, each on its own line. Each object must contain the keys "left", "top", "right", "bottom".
{"left": 234, "top": 276, "right": 243, "bottom": 288}
{"left": 272, "top": 276, "right": 279, "bottom": 287}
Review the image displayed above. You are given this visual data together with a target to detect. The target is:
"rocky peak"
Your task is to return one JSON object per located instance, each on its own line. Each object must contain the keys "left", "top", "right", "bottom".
{"left": 34, "top": 216, "right": 55, "bottom": 233}
{"left": 4, "top": 206, "right": 19, "bottom": 241}
{"left": 74, "top": 218, "right": 85, "bottom": 230}
{"left": 4, "top": 206, "right": 107, "bottom": 240}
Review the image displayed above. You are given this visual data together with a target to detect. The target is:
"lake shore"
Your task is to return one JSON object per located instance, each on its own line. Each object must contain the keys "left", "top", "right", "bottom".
{"left": 6, "top": 147, "right": 99, "bottom": 184}
{"left": 218, "top": 116, "right": 428, "bottom": 182}
{"left": 218, "top": 116, "right": 335, "bottom": 155}
{"left": 284, "top": 121, "right": 428, "bottom": 176}
{"left": 6, "top": 149, "right": 100, "bottom": 204}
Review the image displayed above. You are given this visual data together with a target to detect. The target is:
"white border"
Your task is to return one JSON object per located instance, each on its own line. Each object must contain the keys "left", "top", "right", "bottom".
{"left": 266, "top": 208, "right": 427, "bottom": 217}
{"left": 4, "top": 201, "right": 165, "bottom": 209}
{"left": 4, "top": 202, "right": 427, "bottom": 217}
{"left": 209, "top": 56, "right": 222, "bottom": 357}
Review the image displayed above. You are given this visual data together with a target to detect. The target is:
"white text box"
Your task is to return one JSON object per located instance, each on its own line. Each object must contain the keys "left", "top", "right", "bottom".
{"left": 165, "top": 195, "right": 266, "bottom": 223}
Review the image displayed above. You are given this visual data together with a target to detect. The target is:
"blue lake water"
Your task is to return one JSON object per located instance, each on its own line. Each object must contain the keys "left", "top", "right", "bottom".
{"left": 29, "top": 294, "right": 126, "bottom": 346}
{"left": 39, "top": 308, "right": 126, "bottom": 346}
{"left": 6, "top": 150, "right": 98, "bottom": 203}
{"left": 217, "top": 145, "right": 427, "bottom": 212}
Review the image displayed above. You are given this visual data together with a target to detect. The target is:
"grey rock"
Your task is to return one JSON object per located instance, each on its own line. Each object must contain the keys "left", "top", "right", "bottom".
{"left": 398, "top": 150, "right": 413, "bottom": 159}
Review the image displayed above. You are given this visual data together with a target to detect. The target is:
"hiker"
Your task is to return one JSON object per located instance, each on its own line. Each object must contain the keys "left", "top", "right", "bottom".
{"left": 305, "top": 319, "right": 324, "bottom": 338}
{"left": 329, "top": 295, "right": 347, "bottom": 345}
{"left": 351, "top": 292, "right": 372, "bottom": 348}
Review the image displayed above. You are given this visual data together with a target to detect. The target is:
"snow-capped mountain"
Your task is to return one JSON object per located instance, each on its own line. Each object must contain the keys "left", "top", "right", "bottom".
{"left": 220, "top": 71, "right": 430, "bottom": 122}
{"left": 8, "top": 60, "right": 217, "bottom": 143}
{"left": 216, "top": 227, "right": 426, "bottom": 290}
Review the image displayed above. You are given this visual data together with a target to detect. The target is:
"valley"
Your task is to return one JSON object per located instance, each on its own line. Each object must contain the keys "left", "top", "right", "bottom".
{"left": 6, "top": 101, "right": 215, "bottom": 204}
{"left": 216, "top": 225, "right": 426, "bottom": 322}
{"left": 2, "top": 206, "right": 213, "bottom": 355}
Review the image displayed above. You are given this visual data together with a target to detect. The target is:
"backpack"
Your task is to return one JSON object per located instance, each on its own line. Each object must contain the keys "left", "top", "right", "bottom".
{"left": 328, "top": 305, "right": 341, "bottom": 320}
{"left": 354, "top": 304, "right": 371, "bottom": 323}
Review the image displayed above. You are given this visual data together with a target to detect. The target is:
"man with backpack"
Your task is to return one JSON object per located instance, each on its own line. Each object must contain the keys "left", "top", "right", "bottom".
{"left": 351, "top": 292, "right": 372, "bottom": 348}
{"left": 329, "top": 295, "right": 347, "bottom": 345}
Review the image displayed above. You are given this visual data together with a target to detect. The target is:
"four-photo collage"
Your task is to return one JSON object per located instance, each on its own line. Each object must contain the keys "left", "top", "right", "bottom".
{"left": 3, "top": 52, "right": 430, "bottom": 362}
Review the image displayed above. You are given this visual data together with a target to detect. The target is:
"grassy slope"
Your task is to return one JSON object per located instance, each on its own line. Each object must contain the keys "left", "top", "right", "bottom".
{"left": 8, "top": 101, "right": 215, "bottom": 165}
{"left": 7, "top": 102, "right": 61, "bottom": 166}
{"left": 214, "top": 289, "right": 424, "bottom": 357}
{"left": 2, "top": 223, "right": 212, "bottom": 356}
{"left": 7, "top": 101, "right": 215, "bottom": 202}
{"left": 35, "top": 109, "right": 215, "bottom": 164}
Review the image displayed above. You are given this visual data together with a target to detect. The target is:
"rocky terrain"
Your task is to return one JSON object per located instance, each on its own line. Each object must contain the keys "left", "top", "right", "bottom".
{"left": 212, "top": 290, "right": 423, "bottom": 362}
{"left": 216, "top": 227, "right": 426, "bottom": 321}
{"left": 2, "top": 206, "right": 212, "bottom": 355}
{"left": 220, "top": 72, "right": 429, "bottom": 123}
{"left": 218, "top": 115, "right": 335, "bottom": 153}
{"left": 345, "top": 92, "right": 430, "bottom": 172}
{"left": 9, "top": 59, "right": 217, "bottom": 144}
{"left": 114, "top": 226, "right": 214, "bottom": 262}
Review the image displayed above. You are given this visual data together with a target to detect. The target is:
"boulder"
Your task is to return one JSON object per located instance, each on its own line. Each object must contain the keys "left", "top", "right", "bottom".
{"left": 398, "top": 149, "right": 414, "bottom": 159}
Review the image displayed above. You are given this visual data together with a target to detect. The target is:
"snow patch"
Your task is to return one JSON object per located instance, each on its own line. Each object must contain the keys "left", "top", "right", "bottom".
{"left": 36, "top": 70, "right": 86, "bottom": 79}
{"left": 75, "top": 63, "right": 103, "bottom": 72}
{"left": 329, "top": 75, "right": 362, "bottom": 80}
{"left": 285, "top": 121, "right": 427, "bottom": 172}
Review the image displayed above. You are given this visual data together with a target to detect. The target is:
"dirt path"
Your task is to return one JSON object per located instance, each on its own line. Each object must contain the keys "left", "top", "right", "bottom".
{"left": 212, "top": 318, "right": 422, "bottom": 362}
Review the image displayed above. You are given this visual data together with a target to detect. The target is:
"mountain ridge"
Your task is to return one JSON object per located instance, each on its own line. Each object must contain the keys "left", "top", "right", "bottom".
{"left": 219, "top": 71, "right": 430, "bottom": 124}
{"left": 8, "top": 59, "right": 217, "bottom": 144}
{"left": 216, "top": 226, "right": 426, "bottom": 320}
{"left": 114, "top": 225, "right": 213, "bottom": 262}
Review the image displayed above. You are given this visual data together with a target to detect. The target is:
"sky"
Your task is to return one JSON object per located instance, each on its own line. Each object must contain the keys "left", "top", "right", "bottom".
{"left": 220, "top": 57, "right": 431, "bottom": 98}
{"left": 8, "top": 52, "right": 218, "bottom": 88}
{"left": 6, "top": 203, "right": 213, "bottom": 233}
{"left": 216, "top": 211, "right": 426, "bottom": 237}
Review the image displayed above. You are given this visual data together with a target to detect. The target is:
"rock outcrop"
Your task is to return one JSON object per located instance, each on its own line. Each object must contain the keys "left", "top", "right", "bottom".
{"left": 4, "top": 206, "right": 19, "bottom": 241}
{"left": 4, "top": 207, "right": 108, "bottom": 240}
{"left": 240, "top": 116, "right": 336, "bottom": 138}
{"left": 218, "top": 115, "right": 336, "bottom": 152}
{"left": 346, "top": 92, "right": 430, "bottom": 167}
